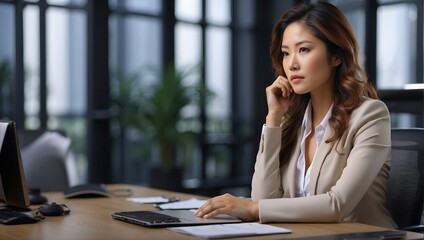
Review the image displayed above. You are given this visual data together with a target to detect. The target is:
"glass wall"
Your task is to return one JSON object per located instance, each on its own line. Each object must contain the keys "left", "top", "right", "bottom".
{"left": 329, "top": 0, "right": 367, "bottom": 66}
{"left": 0, "top": 0, "right": 88, "bottom": 183}
{"left": 377, "top": 3, "right": 416, "bottom": 89}
{"left": 377, "top": 1, "right": 421, "bottom": 127}
{"left": 0, "top": 3, "right": 14, "bottom": 119}
{"left": 0, "top": 0, "right": 257, "bottom": 191}
{"left": 331, "top": 0, "right": 423, "bottom": 128}
{"left": 24, "top": 5, "right": 40, "bottom": 128}
{"left": 46, "top": 5, "right": 87, "bottom": 182}
{"left": 109, "top": 0, "right": 163, "bottom": 183}
{"left": 108, "top": 0, "right": 242, "bottom": 186}
{"left": 175, "top": 0, "right": 234, "bottom": 181}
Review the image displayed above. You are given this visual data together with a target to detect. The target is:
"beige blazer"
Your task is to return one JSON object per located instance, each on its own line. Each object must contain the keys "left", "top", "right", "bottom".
{"left": 251, "top": 97, "right": 397, "bottom": 228}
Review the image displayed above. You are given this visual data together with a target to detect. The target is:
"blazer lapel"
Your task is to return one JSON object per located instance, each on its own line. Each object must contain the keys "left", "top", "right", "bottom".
{"left": 308, "top": 127, "right": 335, "bottom": 195}
{"left": 286, "top": 134, "right": 302, "bottom": 197}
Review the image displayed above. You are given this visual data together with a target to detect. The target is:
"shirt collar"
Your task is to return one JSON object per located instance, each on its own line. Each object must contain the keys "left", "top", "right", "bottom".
{"left": 301, "top": 100, "right": 333, "bottom": 132}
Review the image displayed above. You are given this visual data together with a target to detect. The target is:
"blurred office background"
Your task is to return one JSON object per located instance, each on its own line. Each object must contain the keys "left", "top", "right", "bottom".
{"left": 0, "top": 0, "right": 422, "bottom": 196}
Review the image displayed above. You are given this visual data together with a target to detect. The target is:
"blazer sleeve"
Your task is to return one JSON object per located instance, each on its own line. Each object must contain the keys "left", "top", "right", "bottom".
{"left": 251, "top": 126, "right": 284, "bottom": 200}
{"left": 252, "top": 99, "right": 391, "bottom": 224}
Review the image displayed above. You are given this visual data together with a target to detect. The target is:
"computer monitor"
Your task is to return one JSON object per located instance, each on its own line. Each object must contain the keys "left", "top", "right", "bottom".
{"left": 0, "top": 121, "right": 30, "bottom": 210}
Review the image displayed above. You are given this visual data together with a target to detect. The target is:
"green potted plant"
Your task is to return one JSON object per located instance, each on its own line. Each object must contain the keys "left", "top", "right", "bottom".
{"left": 111, "top": 64, "right": 211, "bottom": 189}
{"left": 141, "top": 64, "right": 210, "bottom": 190}
{"left": 110, "top": 70, "right": 146, "bottom": 181}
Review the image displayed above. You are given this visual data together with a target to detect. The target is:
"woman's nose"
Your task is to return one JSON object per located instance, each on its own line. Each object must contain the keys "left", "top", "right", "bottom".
{"left": 289, "top": 57, "right": 299, "bottom": 71}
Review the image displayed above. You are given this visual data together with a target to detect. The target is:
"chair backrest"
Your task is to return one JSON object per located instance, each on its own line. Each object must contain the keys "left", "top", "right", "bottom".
{"left": 19, "top": 130, "right": 76, "bottom": 192}
{"left": 386, "top": 128, "right": 424, "bottom": 229}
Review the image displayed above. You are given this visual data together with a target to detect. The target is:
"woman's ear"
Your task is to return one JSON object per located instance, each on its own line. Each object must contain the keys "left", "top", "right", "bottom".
{"left": 331, "top": 55, "right": 342, "bottom": 67}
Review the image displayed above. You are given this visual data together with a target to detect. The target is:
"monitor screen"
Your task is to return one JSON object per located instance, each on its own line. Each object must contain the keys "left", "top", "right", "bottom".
{"left": 0, "top": 121, "right": 30, "bottom": 210}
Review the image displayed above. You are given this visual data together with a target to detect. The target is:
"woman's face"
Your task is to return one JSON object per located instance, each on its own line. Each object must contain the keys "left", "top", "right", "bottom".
{"left": 281, "top": 21, "right": 340, "bottom": 96}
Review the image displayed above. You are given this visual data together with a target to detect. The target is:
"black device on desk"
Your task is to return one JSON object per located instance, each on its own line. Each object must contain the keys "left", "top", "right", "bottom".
{"left": 0, "top": 121, "right": 40, "bottom": 224}
{"left": 0, "top": 209, "right": 39, "bottom": 225}
{"left": 112, "top": 209, "right": 242, "bottom": 227}
{"left": 64, "top": 183, "right": 111, "bottom": 198}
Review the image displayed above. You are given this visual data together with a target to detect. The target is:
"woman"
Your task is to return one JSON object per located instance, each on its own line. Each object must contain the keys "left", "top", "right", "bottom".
{"left": 196, "top": 2, "right": 397, "bottom": 228}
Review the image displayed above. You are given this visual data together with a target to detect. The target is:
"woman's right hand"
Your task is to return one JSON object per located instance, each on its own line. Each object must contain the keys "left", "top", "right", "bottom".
{"left": 265, "top": 75, "right": 292, "bottom": 126}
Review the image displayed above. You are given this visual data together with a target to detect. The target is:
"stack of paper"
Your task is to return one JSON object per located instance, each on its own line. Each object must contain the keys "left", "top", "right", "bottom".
{"left": 156, "top": 198, "right": 206, "bottom": 210}
{"left": 126, "top": 196, "right": 171, "bottom": 204}
{"left": 168, "top": 222, "right": 291, "bottom": 238}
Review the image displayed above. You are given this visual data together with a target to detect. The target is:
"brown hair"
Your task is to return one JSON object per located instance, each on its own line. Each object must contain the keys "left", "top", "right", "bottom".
{"left": 270, "top": 2, "right": 378, "bottom": 165}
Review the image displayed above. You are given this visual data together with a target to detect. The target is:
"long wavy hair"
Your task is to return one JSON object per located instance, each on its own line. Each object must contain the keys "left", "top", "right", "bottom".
{"left": 270, "top": 2, "right": 378, "bottom": 165}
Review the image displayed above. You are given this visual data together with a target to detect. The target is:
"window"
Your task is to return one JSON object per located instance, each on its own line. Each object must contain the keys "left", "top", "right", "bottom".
{"left": 23, "top": 5, "right": 40, "bottom": 127}
{"left": 0, "top": 3, "right": 15, "bottom": 119}
{"left": 0, "top": 0, "right": 263, "bottom": 193}
{"left": 175, "top": 0, "right": 234, "bottom": 181}
{"left": 377, "top": 3, "right": 417, "bottom": 89}
{"left": 0, "top": 0, "right": 88, "bottom": 182}
{"left": 329, "top": 0, "right": 367, "bottom": 66}
{"left": 109, "top": 0, "right": 163, "bottom": 183}
{"left": 107, "top": 0, "right": 257, "bottom": 192}
{"left": 331, "top": 0, "right": 424, "bottom": 128}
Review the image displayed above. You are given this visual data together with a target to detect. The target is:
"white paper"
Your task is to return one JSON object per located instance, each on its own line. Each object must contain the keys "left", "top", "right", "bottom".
{"left": 168, "top": 222, "right": 291, "bottom": 238}
{"left": 126, "top": 196, "right": 170, "bottom": 203}
{"left": 157, "top": 198, "right": 206, "bottom": 209}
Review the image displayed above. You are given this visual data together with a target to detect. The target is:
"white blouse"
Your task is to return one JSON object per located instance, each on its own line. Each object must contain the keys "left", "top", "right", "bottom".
{"left": 295, "top": 101, "right": 333, "bottom": 197}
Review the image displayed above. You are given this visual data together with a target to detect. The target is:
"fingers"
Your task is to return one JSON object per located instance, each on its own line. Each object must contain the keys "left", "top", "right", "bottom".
{"left": 195, "top": 194, "right": 231, "bottom": 219}
{"left": 276, "top": 76, "right": 293, "bottom": 98}
{"left": 195, "top": 199, "right": 221, "bottom": 218}
{"left": 195, "top": 194, "right": 259, "bottom": 222}
{"left": 266, "top": 76, "right": 292, "bottom": 98}
{"left": 197, "top": 204, "right": 225, "bottom": 219}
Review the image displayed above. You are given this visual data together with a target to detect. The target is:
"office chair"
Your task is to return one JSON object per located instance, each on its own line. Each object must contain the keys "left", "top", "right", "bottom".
{"left": 386, "top": 128, "right": 424, "bottom": 233}
{"left": 19, "top": 130, "right": 80, "bottom": 192}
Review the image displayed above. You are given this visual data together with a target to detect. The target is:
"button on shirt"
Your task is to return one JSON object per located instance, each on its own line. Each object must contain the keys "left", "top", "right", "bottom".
{"left": 295, "top": 101, "right": 333, "bottom": 197}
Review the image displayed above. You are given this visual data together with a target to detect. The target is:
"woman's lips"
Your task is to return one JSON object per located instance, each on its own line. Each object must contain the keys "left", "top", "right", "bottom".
{"left": 290, "top": 75, "right": 303, "bottom": 84}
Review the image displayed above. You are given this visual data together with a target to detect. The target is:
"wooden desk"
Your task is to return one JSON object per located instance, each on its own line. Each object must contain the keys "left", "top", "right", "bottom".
{"left": 0, "top": 184, "right": 422, "bottom": 240}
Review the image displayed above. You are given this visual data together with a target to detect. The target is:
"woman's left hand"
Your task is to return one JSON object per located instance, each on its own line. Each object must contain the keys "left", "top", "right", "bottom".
{"left": 195, "top": 193, "right": 259, "bottom": 221}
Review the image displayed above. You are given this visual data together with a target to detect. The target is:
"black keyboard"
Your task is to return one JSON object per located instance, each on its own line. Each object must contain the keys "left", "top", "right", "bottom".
{"left": 0, "top": 209, "right": 39, "bottom": 225}
{"left": 115, "top": 211, "right": 181, "bottom": 224}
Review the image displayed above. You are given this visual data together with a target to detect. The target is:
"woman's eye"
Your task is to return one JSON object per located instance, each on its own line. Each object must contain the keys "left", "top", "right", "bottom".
{"left": 282, "top": 51, "right": 289, "bottom": 57}
{"left": 299, "top": 47, "right": 309, "bottom": 53}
